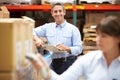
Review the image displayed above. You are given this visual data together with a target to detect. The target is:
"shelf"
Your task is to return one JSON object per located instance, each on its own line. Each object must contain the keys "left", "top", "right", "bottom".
{"left": 2, "top": 4, "right": 120, "bottom": 11}
{"left": 5, "top": 5, "right": 51, "bottom": 11}
{"left": 82, "top": 4, "right": 120, "bottom": 11}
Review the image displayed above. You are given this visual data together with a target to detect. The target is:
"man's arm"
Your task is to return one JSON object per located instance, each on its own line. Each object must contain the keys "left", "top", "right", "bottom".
{"left": 70, "top": 26, "right": 83, "bottom": 55}
{"left": 33, "top": 35, "right": 43, "bottom": 47}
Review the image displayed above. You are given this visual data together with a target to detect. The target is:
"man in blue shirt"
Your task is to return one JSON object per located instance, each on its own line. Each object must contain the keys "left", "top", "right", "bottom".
{"left": 33, "top": 3, "right": 83, "bottom": 74}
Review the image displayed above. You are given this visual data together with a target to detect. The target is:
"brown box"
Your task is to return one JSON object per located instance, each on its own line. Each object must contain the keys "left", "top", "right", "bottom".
{"left": 86, "top": 11, "right": 105, "bottom": 25}
{"left": 0, "top": 64, "right": 34, "bottom": 80}
{"left": 0, "top": 72, "right": 17, "bottom": 80}
{"left": 0, "top": 6, "right": 9, "bottom": 18}
{"left": 41, "top": 0, "right": 49, "bottom": 4}
{"left": 21, "top": 16, "right": 35, "bottom": 65}
{"left": 0, "top": 17, "right": 35, "bottom": 71}
{"left": 83, "top": 24, "right": 97, "bottom": 33}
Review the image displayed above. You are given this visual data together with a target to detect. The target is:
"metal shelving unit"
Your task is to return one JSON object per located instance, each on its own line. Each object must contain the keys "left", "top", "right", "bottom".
{"left": 2, "top": 4, "right": 120, "bottom": 11}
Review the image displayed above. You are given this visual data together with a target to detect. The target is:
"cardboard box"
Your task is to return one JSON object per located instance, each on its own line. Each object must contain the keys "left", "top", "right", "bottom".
{"left": 41, "top": 0, "right": 49, "bottom": 4}
{"left": 16, "top": 64, "right": 34, "bottom": 80}
{"left": 0, "top": 0, "right": 32, "bottom": 4}
{"left": 83, "top": 24, "right": 96, "bottom": 33}
{"left": 0, "top": 17, "right": 35, "bottom": 71}
{"left": 0, "top": 6, "right": 9, "bottom": 18}
{"left": 0, "top": 19, "right": 23, "bottom": 71}
{"left": 0, "top": 72, "right": 17, "bottom": 80}
{"left": 85, "top": 11, "right": 105, "bottom": 25}
{"left": 21, "top": 16, "right": 35, "bottom": 65}
{"left": 0, "top": 64, "right": 34, "bottom": 80}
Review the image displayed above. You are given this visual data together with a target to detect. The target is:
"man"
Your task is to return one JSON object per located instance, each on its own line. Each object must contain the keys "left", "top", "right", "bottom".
{"left": 33, "top": 3, "right": 82, "bottom": 74}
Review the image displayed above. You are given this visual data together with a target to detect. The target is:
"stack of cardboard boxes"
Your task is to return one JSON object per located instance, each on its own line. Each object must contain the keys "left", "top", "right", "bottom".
{"left": 0, "top": 6, "right": 51, "bottom": 80}
{"left": 0, "top": 7, "right": 36, "bottom": 79}
{"left": 83, "top": 24, "right": 97, "bottom": 54}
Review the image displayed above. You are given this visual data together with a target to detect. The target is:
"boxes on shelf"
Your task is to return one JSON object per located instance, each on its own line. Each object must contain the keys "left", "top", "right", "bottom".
{"left": 83, "top": 31, "right": 96, "bottom": 46}
{"left": 41, "top": 0, "right": 74, "bottom": 4}
{"left": 0, "top": 17, "right": 35, "bottom": 72}
{"left": 0, "top": 0, "right": 32, "bottom": 4}
{"left": 79, "top": 0, "right": 112, "bottom": 4}
{"left": 85, "top": 11, "right": 106, "bottom": 25}
{"left": 0, "top": 6, "right": 9, "bottom": 18}
{"left": 41, "top": 0, "right": 49, "bottom": 4}
{"left": 83, "top": 24, "right": 98, "bottom": 54}
{"left": 83, "top": 24, "right": 97, "bottom": 33}
{"left": 112, "top": 0, "right": 120, "bottom": 4}
{"left": 31, "top": 0, "right": 41, "bottom": 4}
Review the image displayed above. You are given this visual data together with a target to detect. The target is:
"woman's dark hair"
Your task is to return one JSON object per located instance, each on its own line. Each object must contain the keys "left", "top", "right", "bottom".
{"left": 96, "top": 15, "right": 120, "bottom": 48}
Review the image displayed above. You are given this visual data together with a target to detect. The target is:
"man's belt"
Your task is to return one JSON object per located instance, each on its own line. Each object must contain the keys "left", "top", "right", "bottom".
{"left": 53, "top": 56, "right": 77, "bottom": 62}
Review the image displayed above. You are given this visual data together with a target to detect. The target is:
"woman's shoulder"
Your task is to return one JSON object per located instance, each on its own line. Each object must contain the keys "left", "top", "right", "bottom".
{"left": 84, "top": 50, "right": 102, "bottom": 57}
{"left": 78, "top": 50, "right": 102, "bottom": 62}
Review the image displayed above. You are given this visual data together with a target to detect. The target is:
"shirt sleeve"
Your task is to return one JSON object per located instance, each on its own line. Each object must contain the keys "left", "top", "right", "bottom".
{"left": 33, "top": 23, "right": 48, "bottom": 37}
{"left": 70, "top": 26, "right": 83, "bottom": 56}
{"left": 50, "top": 58, "right": 84, "bottom": 80}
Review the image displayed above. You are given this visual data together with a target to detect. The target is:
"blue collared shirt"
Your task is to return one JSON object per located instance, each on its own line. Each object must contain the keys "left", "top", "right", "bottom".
{"left": 50, "top": 50, "right": 120, "bottom": 80}
{"left": 33, "top": 20, "right": 83, "bottom": 59}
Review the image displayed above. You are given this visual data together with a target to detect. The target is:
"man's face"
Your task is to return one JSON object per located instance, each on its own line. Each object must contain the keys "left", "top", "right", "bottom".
{"left": 51, "top": 5, "right": 66, "bottom": 24}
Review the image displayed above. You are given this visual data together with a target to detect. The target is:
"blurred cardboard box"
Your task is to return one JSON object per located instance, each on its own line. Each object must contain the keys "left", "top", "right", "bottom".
{"left": 22, "top": 16, "right": 35, "bottom": 65}
{"left": 0, "top": 72, "right": 17, "bottom": 80}
{"left": 41, "top": 0, "right": 48, "bottom": 4}
{"left": 0, "top": 6, "right": 9, "bottom": 18}
{"left": 83, "top": 24, "right": 97, "bottom": 49}
{"left": 112, "top": 0, "right": 120, "bottom": 4}
{"left": 16, "top": 64, "right": 34, "bottom": 80}
{"left": 86, "top": 11, "right": 105, "bottom": 25}
{"left": 0, "top": 64, "right": 34, "bottom": 80}
{"left": 0, "top": 0, "right": 32, "bottom": 4}
{"left": 0, "top": 17, "right": 35, "bottom": 72}
{"left": 41, "top": 0, "right": 74, "bottom": 4}
{"left": 83, "top": 24, "right": 97, "bottom": 33}
{"left": 42, "top": 0, "right": 74, "bottom": 4}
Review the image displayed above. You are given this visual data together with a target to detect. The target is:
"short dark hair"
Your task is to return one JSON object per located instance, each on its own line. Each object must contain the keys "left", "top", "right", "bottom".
{"left": 96, "top": 15, "right": 120, "bottom": 48}
{"left": 51, "top": 3, "right": 66, "bottom": 12}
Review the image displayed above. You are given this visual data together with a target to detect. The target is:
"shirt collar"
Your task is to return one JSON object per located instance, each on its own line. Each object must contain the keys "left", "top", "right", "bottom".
{"left": 118, "top": 56, "right": 120, "bottom": 61}
{"left": 55, "top": 20, "right": 66, "bottom": 28}
{"left": 96, "top": 50, "right": 103, "bottom": 60}
{"left": 96, "top": 50, "right": 120, "bottom": 62}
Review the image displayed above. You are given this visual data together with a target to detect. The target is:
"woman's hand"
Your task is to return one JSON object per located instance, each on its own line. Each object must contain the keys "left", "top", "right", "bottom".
{"left": 31, "top": 53, "right": 51, "bottom": 80}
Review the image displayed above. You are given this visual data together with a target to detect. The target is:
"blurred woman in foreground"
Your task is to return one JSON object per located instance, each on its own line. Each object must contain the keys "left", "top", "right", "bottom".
{"left": 32, "top": 15, "right": 120, "bottom": 80}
